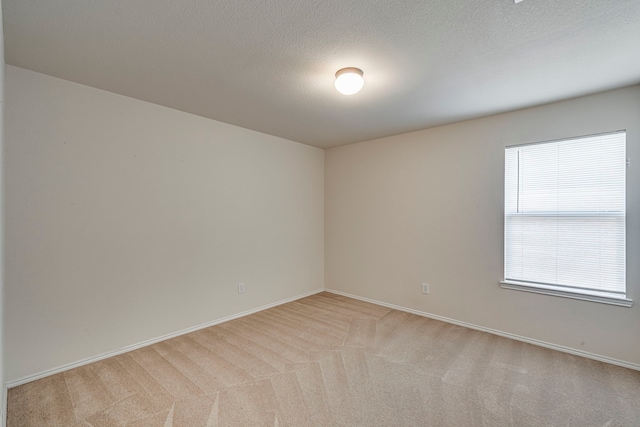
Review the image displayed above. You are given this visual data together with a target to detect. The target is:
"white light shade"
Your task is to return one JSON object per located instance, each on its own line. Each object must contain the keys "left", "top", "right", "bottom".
{"left": 334, "top": 67, "right": 364, "bottom": 95}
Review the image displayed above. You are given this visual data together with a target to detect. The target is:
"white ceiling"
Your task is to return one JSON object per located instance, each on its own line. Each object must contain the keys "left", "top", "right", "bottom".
{"left": 4, "top": 0, "right": 640, "bottom": 149}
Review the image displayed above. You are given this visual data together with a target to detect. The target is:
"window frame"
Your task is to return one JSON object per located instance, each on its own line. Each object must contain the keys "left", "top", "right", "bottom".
{"left": 500, "top": 131, "right": 633, "bottom": 307}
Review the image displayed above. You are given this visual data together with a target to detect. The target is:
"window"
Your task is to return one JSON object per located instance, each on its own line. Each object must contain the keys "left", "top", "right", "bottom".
{"left": 502, "top": 131, "right": 632, "bottom": 307}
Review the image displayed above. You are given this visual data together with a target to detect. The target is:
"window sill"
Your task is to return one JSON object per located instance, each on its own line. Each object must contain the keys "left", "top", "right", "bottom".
{"left": 500, "top": 280, "right": 633, "bottom": 307}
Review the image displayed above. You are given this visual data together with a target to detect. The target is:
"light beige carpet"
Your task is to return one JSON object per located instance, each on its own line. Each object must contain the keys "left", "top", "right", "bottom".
{"left": 8, "top": 292, "right": 640, "bottom": 426}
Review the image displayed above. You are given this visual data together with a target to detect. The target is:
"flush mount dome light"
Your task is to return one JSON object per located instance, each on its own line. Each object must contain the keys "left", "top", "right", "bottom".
{"left": 334, "top": 67, "right": 364, "bottom": 95}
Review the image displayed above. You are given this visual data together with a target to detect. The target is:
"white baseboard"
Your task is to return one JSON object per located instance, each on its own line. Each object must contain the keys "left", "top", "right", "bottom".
{"left": 1, "top": 386, "right": 5, "bottom": 427}
{"left": 325, "top": 288, "right": 640, "bottom": 372}
{"left": 7, "top": 288, "right": 324, "bottom": 389}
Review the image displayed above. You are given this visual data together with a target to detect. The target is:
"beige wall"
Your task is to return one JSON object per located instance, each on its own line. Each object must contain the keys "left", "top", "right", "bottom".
{"left": 1, "top": 1, "right": 6, "bottom": 422}
{"left": 326, "top": 85, "right": 640, "bottom": 366}
{"left": 5, "top": 66, "right": 325, "bottom": 383}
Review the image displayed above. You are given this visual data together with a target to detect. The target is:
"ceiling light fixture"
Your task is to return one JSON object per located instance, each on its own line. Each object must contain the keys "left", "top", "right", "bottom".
{"left": 334, "top": 67, "right": 364, "bottom": 95}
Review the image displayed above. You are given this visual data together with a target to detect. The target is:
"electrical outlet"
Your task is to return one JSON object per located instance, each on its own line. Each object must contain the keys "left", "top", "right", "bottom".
{"left": 422, "top": 283, "right": 430, "bottom": 294}
{"left": 238, "top": 282, "right": 245, "bottom": 294}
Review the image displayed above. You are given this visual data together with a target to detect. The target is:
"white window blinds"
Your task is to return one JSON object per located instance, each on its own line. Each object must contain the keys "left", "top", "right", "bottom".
{"left": 504, "top": 131, "right": 626, "bottom": 298}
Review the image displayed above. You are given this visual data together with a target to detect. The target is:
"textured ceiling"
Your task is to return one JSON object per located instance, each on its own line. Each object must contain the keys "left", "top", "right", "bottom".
{"left": 4, "top": 0, "right": 640, "bottom": 148}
